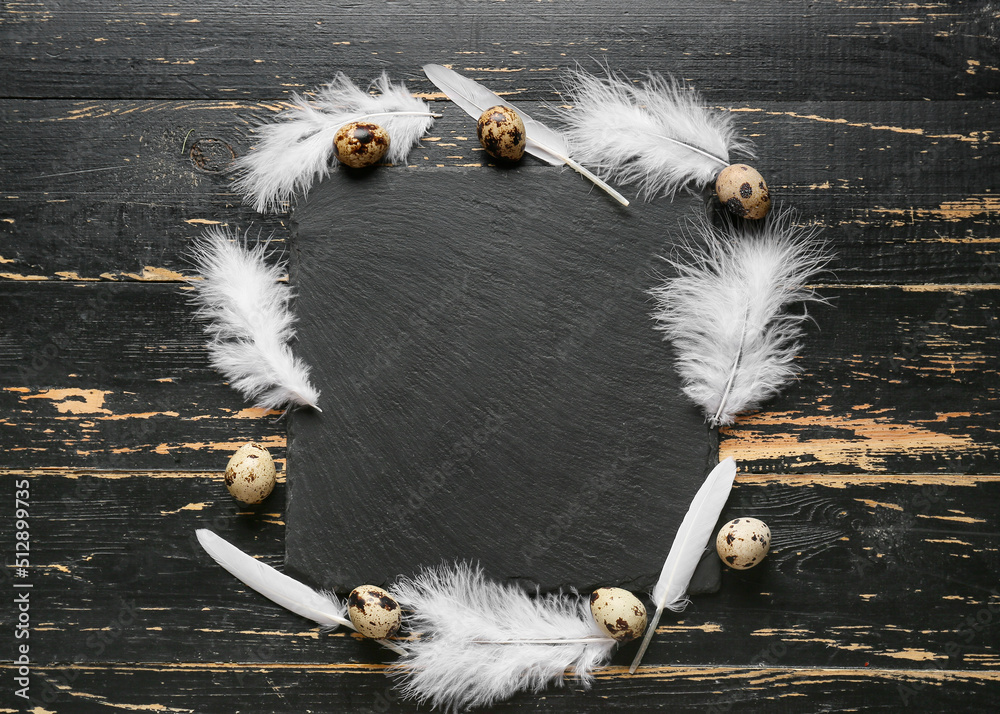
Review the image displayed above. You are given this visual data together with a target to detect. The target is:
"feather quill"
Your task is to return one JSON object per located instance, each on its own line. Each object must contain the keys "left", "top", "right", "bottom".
{"left": 188, "top": 226, "right": 320, "bottom": 411}
{"left": 629, "top": 457, "right": 738, "bottom": 673}
{"left": 561, "top": 69, "right": 754, "bottom": 199}
{"left": 422, "top": 64, "right": 629, "bottom": 206}
{"left": 389, "top": 563, "right": 615, "bottom": 711}
{"left": 649, "top": 209, "right": 829, "bottom": 426}
{"left": 233, "top": 72, "right": 439, "bottom": 213}
{"left": 195, "top": 529, "right": 406, "bottom": 655}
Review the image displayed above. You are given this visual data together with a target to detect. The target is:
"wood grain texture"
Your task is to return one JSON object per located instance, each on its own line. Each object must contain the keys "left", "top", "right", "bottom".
{"left": 1, "top": 0, "right": 997, "bottom": 711}
{"left": 2, "top": 1, "right": 998, "bottom": 101}
{"left": 1, "top": 99, "right": 997, "bottom": 284}
{"left": 3, "top": 663, "right": 999, "bottom": 712}
{"left": 0, "top": 470, "right": 996, "bottom": 671}
{"left": 0, "top": 282, "right": 995, "bottom": 473}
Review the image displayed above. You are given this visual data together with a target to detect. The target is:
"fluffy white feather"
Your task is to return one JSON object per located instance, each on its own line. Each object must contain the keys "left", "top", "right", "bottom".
{"left": 562, "top": 69, "right": 754, "bottom": 199}
{"left": 423, "top": 64, "right": 629, "bottom": 206}
{"left": 233, "top": 72, "right": 438, "bottom": 213}
{"left": 389, "top": 563, "right": 615, "bottom": 711}
{"left": 188, "top": 226, "right": 320, "bottom": 411}
{"left": 628, "top": 458, "right": 738, "bottom": 672}
{"left": 649, "top": 209, "right": 829, "bottom": 426}
{"left": 196, "top": 529, "right": 407, "bottom": 655}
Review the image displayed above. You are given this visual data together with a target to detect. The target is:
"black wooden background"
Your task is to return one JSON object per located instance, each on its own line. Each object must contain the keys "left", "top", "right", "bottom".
{"left": 1, "top": 2, "right": 998, "bottom": 712}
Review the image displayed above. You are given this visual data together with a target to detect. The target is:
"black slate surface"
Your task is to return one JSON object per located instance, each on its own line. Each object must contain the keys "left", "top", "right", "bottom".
{"left": 285, "top": 166, "right": 718, "bottom": 592}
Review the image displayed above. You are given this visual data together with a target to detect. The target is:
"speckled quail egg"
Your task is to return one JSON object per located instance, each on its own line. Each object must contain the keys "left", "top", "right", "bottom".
{"left": 715, "top": 164, "right": 771, "bottom": 219}
{"left": 348, "top": 585, "right": 402, "bottom": 639}
{"left": 476, "top": 105, "right": 526, "bottom": 162}
{"left": 716, "top": 517, "right": 771, "bottom": 570}
{"left": 334, "top": 121, "right": 391, "bottom": 168}
{"left": 224, "top": 442, "right": 276, "bottom": 505}
{"left": 589, "top": 587, "right": 647, "bottom": 642}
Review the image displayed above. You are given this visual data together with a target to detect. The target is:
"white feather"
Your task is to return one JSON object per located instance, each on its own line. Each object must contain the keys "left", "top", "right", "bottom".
{"left": 628, "top": 457, "right": 738, "bottom": 673}
{"left": 197, "top": 529, "right": 350, "bottom": 628}
{"left": 233, "top": 72, "right": 437, "bottom": 213}
{"left": 562, "top": 69, "right": 754, "bottom": 199}
{"left": 196, "top": 529, "right": 407, "bottom": 655}
{"left": 649, "top": 209, "right": 829, "bottom": 426}
{"left": 389, "top": 563, "right": 615, "bottom": 711}
{"left": 188, "top": 226, "right": 320, "bottom": 411}
{"left": 422, "top": 64, "right": 629, "bottom": 206}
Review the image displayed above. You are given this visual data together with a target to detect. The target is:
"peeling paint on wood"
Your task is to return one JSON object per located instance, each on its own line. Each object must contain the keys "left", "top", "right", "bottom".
{"left": 2, "top": 3, "right": 998, "bottom": 711}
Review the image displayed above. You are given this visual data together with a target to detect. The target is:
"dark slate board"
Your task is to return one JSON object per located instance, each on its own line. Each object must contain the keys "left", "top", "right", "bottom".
{"left": 286, "top": 167, "right": 718, "bottom": 592}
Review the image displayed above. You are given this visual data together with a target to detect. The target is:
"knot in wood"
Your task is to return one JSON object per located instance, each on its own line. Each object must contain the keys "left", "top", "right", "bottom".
{"left": 189, "top": 137, "right": 236, "bottom": 173}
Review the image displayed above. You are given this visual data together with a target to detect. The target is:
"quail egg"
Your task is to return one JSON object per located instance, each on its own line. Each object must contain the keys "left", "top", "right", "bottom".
{"left": 476, "top": 105, "right": 526, "bottom": 162}
{"left": 224, "top": 442, "right": 276, "bottom": 505}
{"left": 716, "top": 517, "right": 771, "bottom": 570}
{"left": 334, "top": 121, "right": 391, "bottom": 168}
{"left": 348, "top": 584, "right": 402, "bottom": 639}
{"left": 589, "top": 587, "right": 647, "bottom": 642}
{"left": 715, "top": 164, "right": 771, "bottom": 219}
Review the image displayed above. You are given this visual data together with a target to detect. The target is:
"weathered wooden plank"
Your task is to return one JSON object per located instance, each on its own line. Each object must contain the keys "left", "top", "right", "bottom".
{"left": 1, "top": 1, "right": 997, "bottom": 101}
{"left": 3, "top": 663, "right": 999, "bottom": 713}
{"left": 1, "top": 3, "right": 994, "bottom": 713}
{"left": 0, "top": 281, "right": 284, "bottom": 469}
{"left": 2, "top": 99, "right": 996, "bottom": 283}
{"left": 1, "top": 281, "right": 996, "bottom": 472}
{"left": 725, "top": 283, "right": 1000, "bottom": 475}
{"left": 0, "top": 98, "right": 286, "bottom": 283}
{"left": 1, "top": 469, "right": 997, "bottom": 672}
